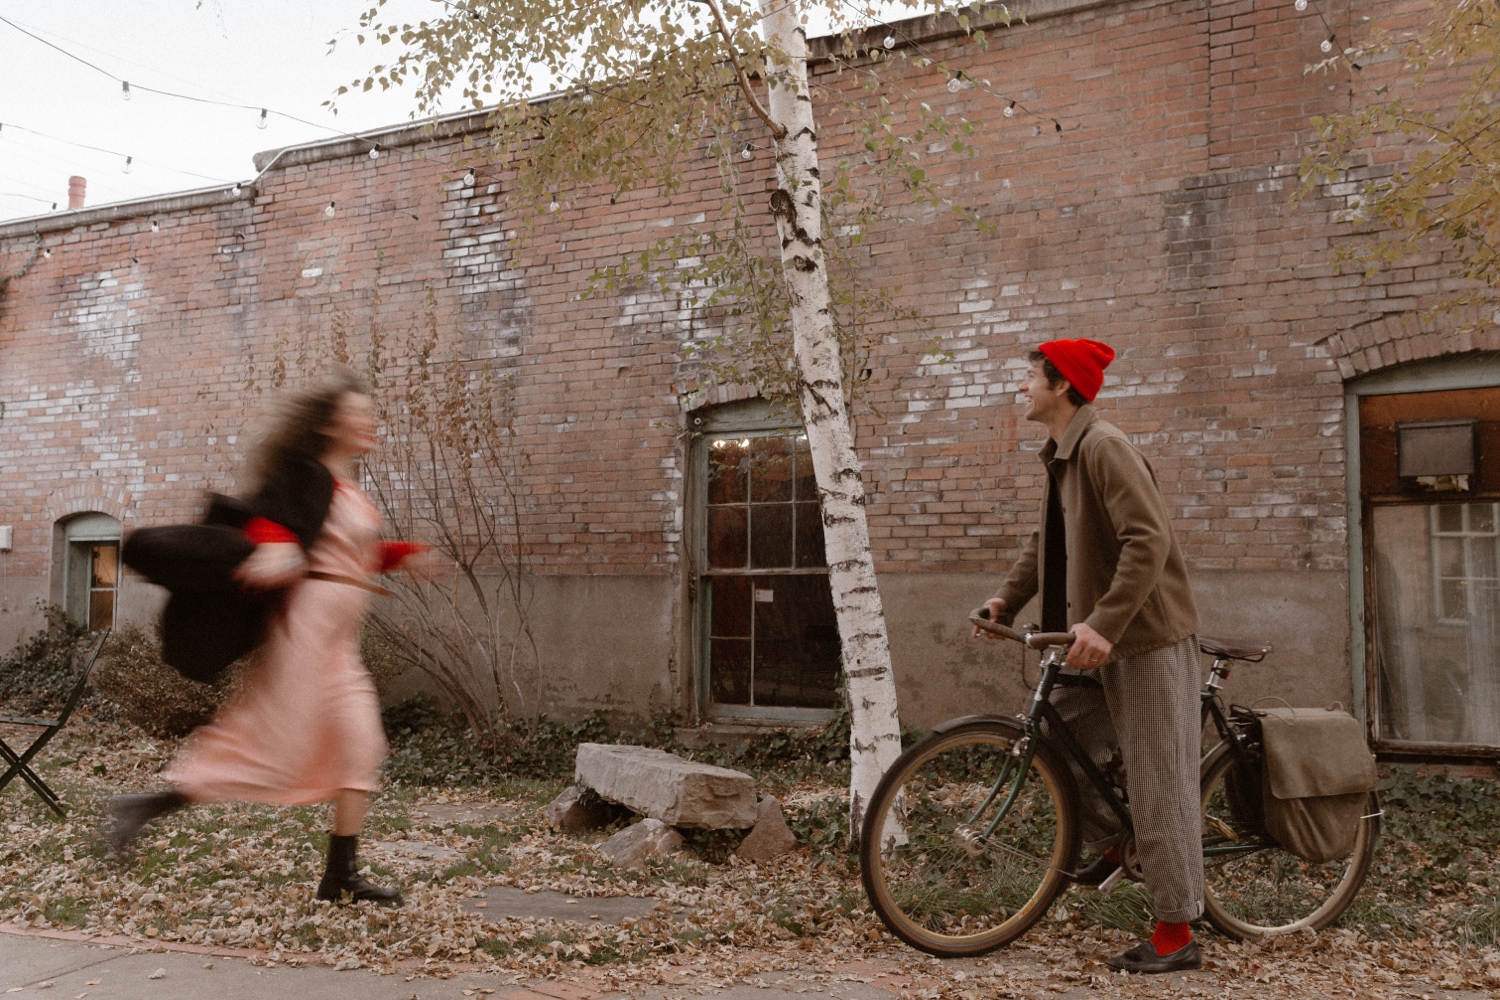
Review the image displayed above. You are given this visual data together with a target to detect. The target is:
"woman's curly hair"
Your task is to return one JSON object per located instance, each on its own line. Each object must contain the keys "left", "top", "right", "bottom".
{"left": 241, "top": 366, "right": 369, "bottom": 493}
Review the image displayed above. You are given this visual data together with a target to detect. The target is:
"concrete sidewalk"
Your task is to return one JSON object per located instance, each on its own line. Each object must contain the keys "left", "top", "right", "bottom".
{"left": 0, "top": 930, "right": 904, "bottom": 1000}
{"left": 2, "top": 928, "right": 1491, "bottom": 1000}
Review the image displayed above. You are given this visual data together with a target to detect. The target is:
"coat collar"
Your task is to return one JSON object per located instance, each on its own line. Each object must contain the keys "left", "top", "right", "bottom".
{"left": 1041, "top": 404, "right": 1098, "bottom": 463}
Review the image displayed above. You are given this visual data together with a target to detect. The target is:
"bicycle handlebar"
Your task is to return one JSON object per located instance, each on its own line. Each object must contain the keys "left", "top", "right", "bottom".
{"left": 968, "top": 608, "right": 1075, "bottom": 650}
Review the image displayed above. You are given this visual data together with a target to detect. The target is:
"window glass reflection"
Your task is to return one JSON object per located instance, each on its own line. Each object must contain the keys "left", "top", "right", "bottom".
{"left": 702, "top": 428, "right": 837, "bottom": 711}
{"left": 91, "top": 544, "right": 117, "bottom": 588}
{"left": 750, "top": 504, "right": 794, "bottom": 568}
{"left": 707, "top": 439, "right": 748, "bottom": 505}
{"left": 1371, "top": 502, "right": 1500, "bottom": 745}
{"left": 707, "top": 507, "right": 748, "bottom": 568}
{"left": 750, "top": 436, "right": 795, "bottom": 504}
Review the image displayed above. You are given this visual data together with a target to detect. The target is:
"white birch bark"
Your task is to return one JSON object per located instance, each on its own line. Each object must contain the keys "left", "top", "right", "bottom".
{"left": 758, "top": 0, "right": 903, "bottom": 842}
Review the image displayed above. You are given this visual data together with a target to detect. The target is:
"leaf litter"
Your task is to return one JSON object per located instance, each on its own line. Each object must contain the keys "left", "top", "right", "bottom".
{"left": 0, "top": 711, "right": 1496, "bottom": 999}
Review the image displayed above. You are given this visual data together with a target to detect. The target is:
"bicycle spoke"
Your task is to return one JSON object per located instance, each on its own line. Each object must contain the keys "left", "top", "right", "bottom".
{"left": 1200, "top": 742, "right": 1376, "bottom": 939}
{"left": 861, "top": 723, "right": 1076, "bottom": 956}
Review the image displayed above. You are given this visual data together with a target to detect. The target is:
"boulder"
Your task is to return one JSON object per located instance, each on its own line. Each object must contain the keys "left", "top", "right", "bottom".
{"left": 734, "top": 796, "right": 799, "bottom": 862}
{"left": 597, "top": 818, "right": 684, "bottom": 869}
{"left": 543, "top": 786, "right": 619, "bottom": 835}
{"left": 574, "top": 743, "right": 758, "bottom": 830}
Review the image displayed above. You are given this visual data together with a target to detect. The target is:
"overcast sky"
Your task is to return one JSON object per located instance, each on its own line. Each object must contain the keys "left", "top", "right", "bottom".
{"left": 0, "top": 0, "right": 476, "bottom": 221}
{"left": 0, "top": 0, "right": 906, "bottom": 224}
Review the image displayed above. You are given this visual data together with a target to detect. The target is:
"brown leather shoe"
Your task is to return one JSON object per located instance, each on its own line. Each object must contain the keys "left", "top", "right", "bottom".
{"left": 1106, "top": 940, "right": 1202, "bottom": 973}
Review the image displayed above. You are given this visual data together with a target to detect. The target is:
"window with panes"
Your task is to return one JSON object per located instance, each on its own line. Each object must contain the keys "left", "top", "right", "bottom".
{"left": 1359, "top": 380, "right": 1500, "bottom": 752}
{"left": 693, "top": 401, "right": 839, "bottom": 719}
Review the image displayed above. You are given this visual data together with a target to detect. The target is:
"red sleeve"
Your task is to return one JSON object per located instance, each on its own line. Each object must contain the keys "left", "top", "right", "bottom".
{"left": 378, "top": 541, "right": 431, "bottom": 573}
{"left": 244, "top": 516, "right": 298, "bottom": 545}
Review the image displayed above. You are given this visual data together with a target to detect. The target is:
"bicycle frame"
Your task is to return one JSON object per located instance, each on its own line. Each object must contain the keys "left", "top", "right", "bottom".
{"left": 961, "top": 642, "right": 1261, "bottom": 857}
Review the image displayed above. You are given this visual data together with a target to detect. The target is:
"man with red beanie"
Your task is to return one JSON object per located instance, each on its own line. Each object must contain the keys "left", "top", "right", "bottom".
{"left": 977, "top": 338, "right": 1203, "bottom": 973}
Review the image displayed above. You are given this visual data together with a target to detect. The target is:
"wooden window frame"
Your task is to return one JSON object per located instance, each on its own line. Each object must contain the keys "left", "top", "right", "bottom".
{"left": 688, "top": 399, "right": 838, "bottom": 724}
{"left": 1347, "top": 353, "right": 1500, "bottom": 762}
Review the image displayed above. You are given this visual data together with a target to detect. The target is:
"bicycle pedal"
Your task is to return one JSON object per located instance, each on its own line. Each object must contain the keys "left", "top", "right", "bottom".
{"left": 1097, "top": 866, "right": 1127, "bottom": 894}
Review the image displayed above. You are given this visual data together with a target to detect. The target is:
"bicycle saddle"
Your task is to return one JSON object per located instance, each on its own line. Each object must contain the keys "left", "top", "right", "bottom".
{"left": 1199, "top": 635, "right": 1271, "bottom": 662}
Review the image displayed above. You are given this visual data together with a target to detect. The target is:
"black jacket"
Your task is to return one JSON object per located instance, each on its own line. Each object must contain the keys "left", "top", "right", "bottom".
{"left": 123, "top": 458, "right": 334, "bottom": 683}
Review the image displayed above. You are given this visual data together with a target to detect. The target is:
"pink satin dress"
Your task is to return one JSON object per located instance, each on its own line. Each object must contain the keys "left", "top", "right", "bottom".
{"left": 166, "top": 480, "right": 389, "bottom": 805}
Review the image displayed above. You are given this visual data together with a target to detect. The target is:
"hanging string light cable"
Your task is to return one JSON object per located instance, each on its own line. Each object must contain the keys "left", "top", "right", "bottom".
{"left": 0, "top": 14, "right": 388, "bottom": 156}
{"left": 0, "top": 122, "right": 230, "bottom": 185}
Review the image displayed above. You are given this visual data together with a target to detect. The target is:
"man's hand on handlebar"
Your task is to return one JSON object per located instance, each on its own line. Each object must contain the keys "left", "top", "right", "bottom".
{"left": 1065, "top": 622, "right": 1113, "bottom": 670}
{"left": 973, "top": 598, "right": 1008, "bottom": 639}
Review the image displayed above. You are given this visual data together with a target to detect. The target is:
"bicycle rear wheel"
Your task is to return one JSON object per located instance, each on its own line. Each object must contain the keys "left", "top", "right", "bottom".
{"left": 1200, "top": 739, "right": 1378, "bottom": 939}
{"left": 860, "top": 719, "right": 1079, "bottom": 957}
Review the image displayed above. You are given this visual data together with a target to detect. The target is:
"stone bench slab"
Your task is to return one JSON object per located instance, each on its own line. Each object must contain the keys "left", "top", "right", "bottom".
{"left": 574, "top": 743, "right": 758, "bottom": 830}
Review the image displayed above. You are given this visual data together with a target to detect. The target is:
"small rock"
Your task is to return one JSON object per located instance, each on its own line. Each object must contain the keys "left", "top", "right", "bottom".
{"left": 543, "top": 786, "right": 618, "bottom": 834}
{"left": 734, "top": 796, "right": 798, "bottom": 862}
{"left": 597, "top": 818, "right": 684, "bottom": 869}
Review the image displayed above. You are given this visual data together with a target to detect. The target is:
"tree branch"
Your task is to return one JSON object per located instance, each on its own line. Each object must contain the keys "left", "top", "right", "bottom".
{"left": 698, "top": 0, "right": 786, "bottom": 141}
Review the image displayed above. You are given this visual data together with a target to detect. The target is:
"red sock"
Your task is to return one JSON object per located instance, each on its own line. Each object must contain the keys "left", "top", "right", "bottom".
{"left": 1149, "top": 920, "right": 1192, "bottom": 956}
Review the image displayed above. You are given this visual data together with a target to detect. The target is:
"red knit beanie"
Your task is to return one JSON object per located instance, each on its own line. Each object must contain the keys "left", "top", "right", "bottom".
{"left": 1037, "top": 338, "right": 1115, "bottom": 402}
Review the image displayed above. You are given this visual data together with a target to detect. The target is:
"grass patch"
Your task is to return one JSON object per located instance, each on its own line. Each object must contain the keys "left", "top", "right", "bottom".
{"left": 1351, "top": 765, "right": 1500, "bottom": 947}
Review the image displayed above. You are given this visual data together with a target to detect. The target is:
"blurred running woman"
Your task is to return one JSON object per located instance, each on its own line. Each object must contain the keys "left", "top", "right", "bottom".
{"left": 108, "top": 367, "right": 443, "bottom": 906}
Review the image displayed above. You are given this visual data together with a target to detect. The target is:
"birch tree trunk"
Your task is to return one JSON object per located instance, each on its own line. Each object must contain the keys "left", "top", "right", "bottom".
{"left": 757, "top": 0, "right": 902, "bottom": 842}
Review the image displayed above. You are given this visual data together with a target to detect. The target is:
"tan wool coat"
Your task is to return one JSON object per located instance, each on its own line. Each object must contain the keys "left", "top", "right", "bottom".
{"left": 994, "top": 405, "right": 1198, "bottom": 660}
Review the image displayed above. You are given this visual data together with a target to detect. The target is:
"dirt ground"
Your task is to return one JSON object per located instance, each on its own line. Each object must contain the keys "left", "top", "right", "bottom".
{"left": 0, "top": 714, "right": 1496, "bottom": 999}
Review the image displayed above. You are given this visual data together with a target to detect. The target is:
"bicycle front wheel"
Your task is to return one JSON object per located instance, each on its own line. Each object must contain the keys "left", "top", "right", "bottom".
{"left": 1200, "top": 739, "right": 1378, "bottom": 939}
{"left": 860, "top": 719, "right": 1079, "bottom": 957}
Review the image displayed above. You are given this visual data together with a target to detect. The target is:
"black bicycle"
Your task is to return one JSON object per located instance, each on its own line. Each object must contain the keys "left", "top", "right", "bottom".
{"left": 858, "top": 612, "right": 1380, "bottom": 957}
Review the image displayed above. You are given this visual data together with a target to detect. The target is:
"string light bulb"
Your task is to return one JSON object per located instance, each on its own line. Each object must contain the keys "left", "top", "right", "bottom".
{"left": 123, "top": 156, "right": 132, "bottom": 174}
{"left": 42, "top": 247, "right": 51, "bottom": 259}
{"left": 258, "top": 108, "right": 269, "bottom": 129}
{"left": 150, "top": 219, "right": 159, "bottom": 232}
{"left": 121, "top": 81, "right": 131, "bottom": 101}
{"left": 1005, "top": 100, "right": 1016, "bottom": 117}
{"left": 548, "top": 194, "right": 559, "bottom": 213}
{"left": 947, "top": 73, "right": 962, "bottom": 93}
{"left": 1294, "top": 0, "right": 1307, "bottom": 8}
{"left": 741, "top": 143, "right": 753, "bottom": 160}
{"left": 368, "top": 146, "right": 379, "bottom": 160}
{"left": 1321, "top": 34, "right": 1334, "bottom": 52}
{"left": 324, "top": 201, "right": 336, "bottom": 218}
{"left": 230, "top": 183, "right": 242, "bottom": 196}
{"left": 883, "top": 35, "right": 895, "bottom": 49}
{"left": 463, "top": 169, "right": 475, "bottom": 186}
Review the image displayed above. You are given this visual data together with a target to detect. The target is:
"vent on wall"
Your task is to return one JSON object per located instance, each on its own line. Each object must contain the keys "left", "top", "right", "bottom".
{"left": 1397, "top": 418, "right": 1477, "bottom": 492}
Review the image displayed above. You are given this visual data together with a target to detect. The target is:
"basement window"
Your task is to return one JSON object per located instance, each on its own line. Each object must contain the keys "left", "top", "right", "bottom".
{"left": 692, "top": 399, "right": 839, "bottom": 721}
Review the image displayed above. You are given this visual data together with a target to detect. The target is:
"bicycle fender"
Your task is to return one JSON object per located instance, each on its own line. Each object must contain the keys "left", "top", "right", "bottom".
{"left": 931, "top": 714, "right": 1019, "bottom": 734}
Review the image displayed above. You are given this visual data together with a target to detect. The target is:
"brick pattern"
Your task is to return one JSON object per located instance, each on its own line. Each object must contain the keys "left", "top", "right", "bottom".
{"left": 0, "top": 0, "right": 1478, "bottom": 591}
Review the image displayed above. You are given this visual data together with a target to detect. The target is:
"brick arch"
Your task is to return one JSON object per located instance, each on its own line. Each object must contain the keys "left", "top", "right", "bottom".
{"left": 678, "top": 380, "right": 762, "bottom": 414}
{"left": 1326, "top": 311, "right": 1500, "bottom": 381}
{"left": 48, "top": 479, "right": 137, "bottom": 527}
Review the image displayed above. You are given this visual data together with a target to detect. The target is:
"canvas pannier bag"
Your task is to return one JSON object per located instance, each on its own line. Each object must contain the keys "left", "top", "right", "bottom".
{"left": 1257, "top": 707, "right": 1378, "bottom": 863}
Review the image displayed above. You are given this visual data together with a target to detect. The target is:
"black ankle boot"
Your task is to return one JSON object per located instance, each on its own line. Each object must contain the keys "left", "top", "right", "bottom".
{"left": 316, "top": 834, "right": 402, "bottom": 906}
{"left": 105, "top": 791, "right": 187, "bottom": 854}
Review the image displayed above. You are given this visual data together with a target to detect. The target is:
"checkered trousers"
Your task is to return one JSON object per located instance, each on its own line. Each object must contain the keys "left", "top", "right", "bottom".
{"left": 1045, "top": 634, "right": 1205, "bottom": 923}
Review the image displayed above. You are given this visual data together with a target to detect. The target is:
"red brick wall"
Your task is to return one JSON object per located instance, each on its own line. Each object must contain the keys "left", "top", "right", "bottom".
{"left": 0, "top": 0, "right": 1485, "bottom": 710}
